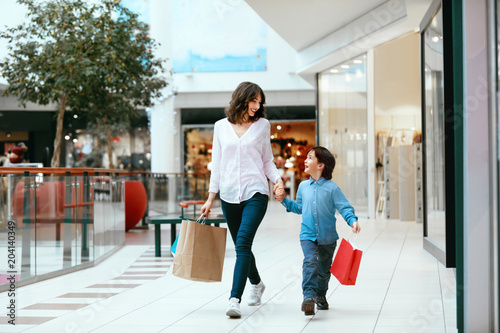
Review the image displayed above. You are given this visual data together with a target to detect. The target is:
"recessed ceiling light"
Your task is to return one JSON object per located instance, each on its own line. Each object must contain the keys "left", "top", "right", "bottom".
{"left": 353, "top": 59, "right": 363, "bottom": 64}
{"left": 330, "top": 69, "right": 339, "bottom": 73}
{"left": 341, "top": 65, "right": 350, "bottom": 69}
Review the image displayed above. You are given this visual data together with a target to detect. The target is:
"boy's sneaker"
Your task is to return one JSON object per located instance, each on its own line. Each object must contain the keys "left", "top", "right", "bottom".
{"left": 316, "top": 295, "right": 329, "bottom": 310}
{"left": 301, "top": 297, "right": 315, "bottom": 316}
{"left": 226, "top": 297, "right": 241, "bottom": 318}
{"left": 247, "top": 280, "right": 265, "bottom": 306}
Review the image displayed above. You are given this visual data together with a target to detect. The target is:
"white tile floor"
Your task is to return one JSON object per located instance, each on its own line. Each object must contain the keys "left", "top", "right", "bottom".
{"left": 0, "top": 200, "right": 457, "bottom": 332}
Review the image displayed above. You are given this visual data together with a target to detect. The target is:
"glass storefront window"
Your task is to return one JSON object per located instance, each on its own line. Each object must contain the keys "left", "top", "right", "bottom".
{"left": 422, "top": 6, "right": 446, "bottom": 252}
{"left": 318, "top": 55, "right": 368, "bottom": 216}
{"left": 64, "top": 126, "right": 151, "bottom": 170}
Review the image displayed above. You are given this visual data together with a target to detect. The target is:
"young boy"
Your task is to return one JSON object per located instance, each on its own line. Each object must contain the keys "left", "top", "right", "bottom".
{"left": 274, "top": 146, "right": 360, "bottom": 316}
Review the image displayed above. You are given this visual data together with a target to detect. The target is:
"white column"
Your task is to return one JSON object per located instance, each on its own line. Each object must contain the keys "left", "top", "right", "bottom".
{"left": 463, "top": 0, "right": 494, "bottom": 331}
{"left": 150, "top": 98, "right": 181, "bottom": 173}
{"left": 367, "top": 49, "right": 376, "bottom": 219}
{"left": 149, "top": 0, "right": 180, "bottom": 174}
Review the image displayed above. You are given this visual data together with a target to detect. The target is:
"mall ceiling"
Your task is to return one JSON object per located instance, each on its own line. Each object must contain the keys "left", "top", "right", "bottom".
{"left": 246, "top": 0, "right": 387, "bottom": 51}
{"left": 246, "top": 0, "right": 433, "bottom": 77}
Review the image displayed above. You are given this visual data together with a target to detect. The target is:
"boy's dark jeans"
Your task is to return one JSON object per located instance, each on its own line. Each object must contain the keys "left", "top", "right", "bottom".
{"left": 222, "top": 193, "right": 268, "bottom": 300}
{"left": 300, "top": 239, "right": 337, "bottom": 299}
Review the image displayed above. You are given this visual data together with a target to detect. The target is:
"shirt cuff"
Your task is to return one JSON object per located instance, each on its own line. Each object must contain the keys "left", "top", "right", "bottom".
{"left": 281, "top": 198, "right": 290, "bottom": 211}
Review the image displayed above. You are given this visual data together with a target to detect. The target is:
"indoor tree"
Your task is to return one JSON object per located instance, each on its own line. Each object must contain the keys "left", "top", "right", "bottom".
{"left": 0, "top": 0, "right": 167, "bottom": 167}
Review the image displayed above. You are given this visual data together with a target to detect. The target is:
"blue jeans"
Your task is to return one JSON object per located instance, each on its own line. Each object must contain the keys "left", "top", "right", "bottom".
{"left": 221, "top": 193, "right": 268, "bottom": 300}
{"left": 300, "top": 239, "right": 337, "bottom": 299}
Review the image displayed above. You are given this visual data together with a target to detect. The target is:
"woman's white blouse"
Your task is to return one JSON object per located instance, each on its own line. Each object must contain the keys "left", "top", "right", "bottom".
{"left": 209, "top": 117, "right": 281, "bottom": 204}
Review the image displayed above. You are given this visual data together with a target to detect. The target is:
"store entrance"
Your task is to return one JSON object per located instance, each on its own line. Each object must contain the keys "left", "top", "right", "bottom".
{"left": 182, "top": 120, "right": 316, "bottom": 200}
{"left": 269, "top": 120, "right": 316, "bottom": 199}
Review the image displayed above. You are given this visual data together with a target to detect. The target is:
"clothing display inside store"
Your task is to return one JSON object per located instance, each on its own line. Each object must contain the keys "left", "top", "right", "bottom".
{"left": 376, "top": 129, "right": 423, "bottom": 221}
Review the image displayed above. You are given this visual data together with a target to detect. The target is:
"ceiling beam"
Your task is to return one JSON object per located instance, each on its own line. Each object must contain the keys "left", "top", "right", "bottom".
{"left": 297, "top": 0, "right": 407, "bottom": 74}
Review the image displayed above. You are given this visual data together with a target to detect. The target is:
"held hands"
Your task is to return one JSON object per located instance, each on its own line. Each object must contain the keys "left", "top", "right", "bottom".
{"left": 274, "top": 187, "right": 285, "bottom": 202}
{"left": 273, "top": 179, "right": 285, "bottom": 202}
{"left": 351, "top": 221, "right": 361, "bottom": 234}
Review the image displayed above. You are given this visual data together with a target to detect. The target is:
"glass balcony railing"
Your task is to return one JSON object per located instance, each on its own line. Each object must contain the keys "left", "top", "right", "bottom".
{"left": 0, "top": 168, "right": 127, "bottom": 291}
{"left": 145, "top": 172, "right": 212, "bottom": 217}
{"left": 0, "top": 168, "right": 215, "bottom": 291}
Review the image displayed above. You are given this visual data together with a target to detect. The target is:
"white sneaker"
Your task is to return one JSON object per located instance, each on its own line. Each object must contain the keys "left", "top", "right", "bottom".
{"left": 247, "top": 280, "right": 265, "bottom": 306}
{"left": 226, "top": 297, "right": 241, "bottom": 318}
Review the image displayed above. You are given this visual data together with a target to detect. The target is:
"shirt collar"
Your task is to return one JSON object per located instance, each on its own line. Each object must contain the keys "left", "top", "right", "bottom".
{"left": 309, "top": 177, "right": 326, "bottom": 185}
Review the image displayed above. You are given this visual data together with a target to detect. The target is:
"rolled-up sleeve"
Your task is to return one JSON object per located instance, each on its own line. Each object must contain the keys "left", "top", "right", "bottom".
{"left": 262, "top": 121, "right": 281, "bottom": 184}
{"left": 208, "top": 122, "right": 221, "bottom": 194}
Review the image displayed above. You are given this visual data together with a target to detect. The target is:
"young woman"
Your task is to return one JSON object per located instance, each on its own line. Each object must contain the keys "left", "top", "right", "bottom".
{"left": 201, "top": 81, "right": 284, "bottom": 318}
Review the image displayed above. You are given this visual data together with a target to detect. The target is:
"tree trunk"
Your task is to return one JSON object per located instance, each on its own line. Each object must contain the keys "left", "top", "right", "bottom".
{"left": 105, "top": 124, "right": 114, "bottom": 169}
{"left": 51, "top": 94, "right": 68, "bottom": 167}
{"left": 95, "top": 119, "right": 102, "bottom": 150}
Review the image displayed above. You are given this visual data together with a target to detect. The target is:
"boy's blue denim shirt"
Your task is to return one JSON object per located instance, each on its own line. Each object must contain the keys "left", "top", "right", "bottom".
{"left": 281, "top": 177, "right": 358, "bottom": 245}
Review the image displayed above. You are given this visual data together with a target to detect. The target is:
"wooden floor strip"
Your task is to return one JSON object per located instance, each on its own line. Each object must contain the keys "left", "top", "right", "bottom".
{"left": 0, "top": 316, "right": 56, "bottom": 325}
{"left": 58, "top": 292, "right": 119, "bottom": 298}
{"left": 87, "top": 284, "right": 141, "bottom": 288}
{"left": 113, "top": 276, "right": 159, "bottom": 280}
{"left": 23, "top": 303, "right": 89, "bottom": 310}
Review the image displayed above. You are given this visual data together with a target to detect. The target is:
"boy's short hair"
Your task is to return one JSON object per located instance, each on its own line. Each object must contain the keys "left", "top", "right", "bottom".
{"left": 307, "top": 146, "right": 336, "bottom": 180}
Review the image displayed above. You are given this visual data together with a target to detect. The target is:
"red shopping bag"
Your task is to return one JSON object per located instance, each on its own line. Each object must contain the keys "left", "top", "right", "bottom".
{"left": 330, "top": 238, "right": 362, "bottom": 285}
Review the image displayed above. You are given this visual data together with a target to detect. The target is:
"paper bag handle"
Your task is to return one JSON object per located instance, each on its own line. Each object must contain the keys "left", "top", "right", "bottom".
{"left": 196, "top": 214, "right": 208, "bottom": 224}
{"left": 347, "top": 232, "right": 360, "bottom": 249}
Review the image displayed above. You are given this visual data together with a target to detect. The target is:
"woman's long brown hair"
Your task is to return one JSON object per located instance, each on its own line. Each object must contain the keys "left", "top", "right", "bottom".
{"left": 225, "top": 81, "right": 266, "bottom": 124}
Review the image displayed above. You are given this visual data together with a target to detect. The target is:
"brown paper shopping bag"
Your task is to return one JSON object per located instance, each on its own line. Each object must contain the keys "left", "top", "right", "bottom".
{"left": 172, "top": 218, "right": 227, "bottom": 282}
